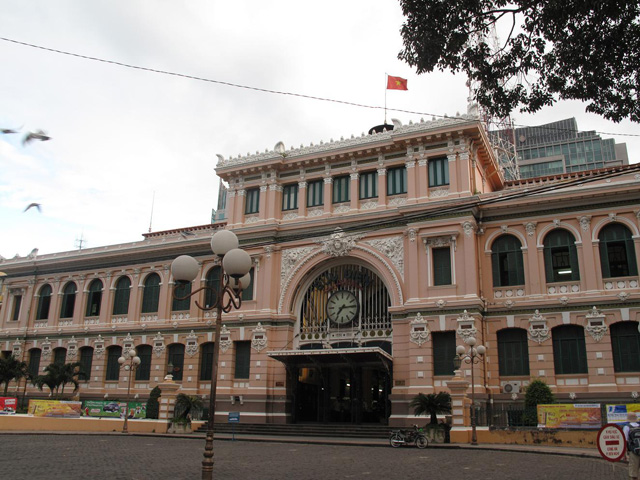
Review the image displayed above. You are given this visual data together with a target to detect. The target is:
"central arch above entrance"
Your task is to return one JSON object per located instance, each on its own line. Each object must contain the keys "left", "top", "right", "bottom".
{"left": 270, "top": 262, "right": 393, "bottom": 424}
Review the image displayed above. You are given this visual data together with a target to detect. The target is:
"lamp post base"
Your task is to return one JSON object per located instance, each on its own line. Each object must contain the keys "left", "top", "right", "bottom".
{"left": 202, "top": 431, "right": 214, "bottom": 480}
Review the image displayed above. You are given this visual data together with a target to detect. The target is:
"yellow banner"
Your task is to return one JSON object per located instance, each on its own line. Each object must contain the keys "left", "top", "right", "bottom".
{"left": 28, "top": 399, "right": 82, "bottom": 418}
{"left": 537, "top": 404, "right": 601, "bottom": 429}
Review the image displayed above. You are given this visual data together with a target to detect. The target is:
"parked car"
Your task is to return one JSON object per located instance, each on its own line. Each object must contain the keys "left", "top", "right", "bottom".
{"left": 103, "top": 402, "right": 121, "bottom": 413}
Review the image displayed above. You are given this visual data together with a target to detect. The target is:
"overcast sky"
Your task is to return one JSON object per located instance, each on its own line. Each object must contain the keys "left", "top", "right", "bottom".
{"left": 1, "top": 0, "right": 638, "bottom": 258}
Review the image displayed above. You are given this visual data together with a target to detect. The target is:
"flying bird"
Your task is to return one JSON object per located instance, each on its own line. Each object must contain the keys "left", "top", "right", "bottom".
{"left": 1, "top": 127, "right": 20, "bottom": 134}
{"left": 23, "top": 130, "right": 51, "bottom": 145}
{"left": 24, "top": 203, "right": 42, "bottom": 213}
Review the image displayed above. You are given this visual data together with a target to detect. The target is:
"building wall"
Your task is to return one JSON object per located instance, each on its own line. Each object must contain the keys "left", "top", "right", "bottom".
{"left": 1, "top": 116, "right": 639, "bottom": 426}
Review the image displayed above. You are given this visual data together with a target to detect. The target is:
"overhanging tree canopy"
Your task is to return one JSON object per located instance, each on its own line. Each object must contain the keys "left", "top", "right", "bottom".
{"left": 398, "top": 0, "right": 640, "bottom": 123}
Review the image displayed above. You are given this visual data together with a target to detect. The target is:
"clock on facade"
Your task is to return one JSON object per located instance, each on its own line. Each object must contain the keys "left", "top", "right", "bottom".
{"left": 326, "top": 290, "right": 359, "bottom": 325}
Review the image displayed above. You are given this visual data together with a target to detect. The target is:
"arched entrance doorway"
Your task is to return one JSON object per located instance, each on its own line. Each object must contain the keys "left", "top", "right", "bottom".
{"left": 270, "top": 263, "right": 393, "bottom": 424}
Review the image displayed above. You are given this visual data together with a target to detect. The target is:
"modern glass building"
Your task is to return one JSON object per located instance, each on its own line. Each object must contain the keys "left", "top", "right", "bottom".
{"left": 514, "top": 118, "right": 628, "bottom": 179}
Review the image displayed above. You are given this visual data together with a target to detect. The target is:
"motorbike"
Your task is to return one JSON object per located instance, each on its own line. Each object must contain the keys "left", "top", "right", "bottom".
{"left": 389, "top": 424, "right": 428, "bottom": 448}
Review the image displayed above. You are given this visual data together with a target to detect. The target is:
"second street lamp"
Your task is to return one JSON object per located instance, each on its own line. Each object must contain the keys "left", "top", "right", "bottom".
{"left": 455, "top": 337, "right": 486, "bottom": 446}
{"left": 170, "top": 229, "right": 251, "bottom": 480}
{"left": 117, "top": 348, "right": 141, "bottom": 434}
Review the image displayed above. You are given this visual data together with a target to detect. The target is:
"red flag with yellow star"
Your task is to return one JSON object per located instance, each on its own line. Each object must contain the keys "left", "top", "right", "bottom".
{"left": 387, "top": 75, "right": 408, "bottom": 90}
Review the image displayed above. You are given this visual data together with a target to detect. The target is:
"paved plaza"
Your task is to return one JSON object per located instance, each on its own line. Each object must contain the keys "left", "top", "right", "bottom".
{"left": 0, "top": 434, "right": 629, "bottom": 480}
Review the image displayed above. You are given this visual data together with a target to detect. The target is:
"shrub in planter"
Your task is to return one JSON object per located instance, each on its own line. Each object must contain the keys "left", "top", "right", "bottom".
{"left": 523, "top": 379, "right": 555, "bottom": 426}
{"left": 145, "top": 386, "right": 161, "bottom": 419}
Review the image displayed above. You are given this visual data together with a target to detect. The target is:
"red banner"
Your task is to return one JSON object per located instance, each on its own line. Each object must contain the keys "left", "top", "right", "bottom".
{"left": 0, "top": 397, "right": 18, "bottom": 413}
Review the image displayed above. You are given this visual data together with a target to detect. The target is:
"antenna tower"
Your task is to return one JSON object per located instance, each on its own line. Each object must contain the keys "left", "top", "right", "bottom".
{"left": 467, "top": 27, "right": 520, "bottom": 180}
{"left": 75, "top": 233, "right": 87, "bottom": 251}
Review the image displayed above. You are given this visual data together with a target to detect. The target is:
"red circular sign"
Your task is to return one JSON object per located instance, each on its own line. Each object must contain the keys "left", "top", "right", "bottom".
{"left": 597, "top": 423, "right": 627, "bottom": 462}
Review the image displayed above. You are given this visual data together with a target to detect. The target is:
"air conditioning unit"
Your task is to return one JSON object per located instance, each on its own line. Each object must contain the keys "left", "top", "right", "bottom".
{"left": 501, "top": 381, "right": 522, "bottom": 394}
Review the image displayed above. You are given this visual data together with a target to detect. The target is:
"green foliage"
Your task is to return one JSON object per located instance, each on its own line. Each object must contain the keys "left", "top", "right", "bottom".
{"left": 174, "top": 393, "right": 204, "bottom": 421}
{"left": 523, "top": 379, "right": 555, "bottom": 425}
{"left": 145, "top": 386, "right": 161, "bottom": 419}
{"left": 398, "top": 0, "right": 640, "bottom": 123}
{"left": 409, "top": 392, "right": 452, "bottom": 425}
{"left": 34, "top": 362, "right": 85, "bottom": 399}
{"left": 0, "top": 355, "right": 28, "bottom": 395}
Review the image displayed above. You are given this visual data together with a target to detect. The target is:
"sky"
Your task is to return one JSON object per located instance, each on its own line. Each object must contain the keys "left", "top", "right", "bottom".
{"left": 1, "top": 0, "right": 638, "bottom": 258}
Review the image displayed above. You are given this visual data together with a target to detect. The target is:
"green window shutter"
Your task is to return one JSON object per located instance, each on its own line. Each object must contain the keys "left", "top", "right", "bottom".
{"left": 141, "top": 274, "right": 161, "bottom": 313}
{"left": 611, "top": 322, "right": 640, "bottom": 373}
{"left": 168, "top": 344, "right": 185, "bottom": 381}
{"left": 60, "top": 283, "right": 77, "bottom": 318}
{"left": 112, "top": 277, "right": 131, "bottom": 315}
{"left": 241, "top": 268, "right": 255, "bottom": 301}
{"left": 85, "top": 280, "right": 103, "bottom": 317}
{"left": 432, "top": 247, "right": 452, "bottom": 285}
{"left": 245, "top": 188, "right": 260, "bottom": 214}
{"left": 53, "top": 348, "right": 66, "bottom": 365}
{"left": 552, "top": 325, "right": 588, "bottom": 375}
{"left": 28, "top": 349, "right": 41, "bottom": 378}
{"left": 106, "top": 347, "right": 122, "bottom": 381}
{"left": 11, "top": 295, "right": 22, "bottom": 321}
{"left": 307, "top": 180, "right": 324, "bottom": 207}
{"left": 79, "top": 347, "right": 94, "bottom": 381}
{"left": 234, "top": 341, "right": 251, "bottom": 379}
{"left": 497, "top": 329, "right": 530, "bottom": 376}
{"left": 359, "top": 171, "right": 378, "bottom": 199}
{"left": 282, "top": 184, "right": 298, "bottom": 211}
{"left": 172, "top": 282, "right": 192, "bottom": 311}
{"left": 135, "top": 345, "right": 152, "bottom": 381}
{"left": 199, "top": 343, "right": 215, "bottom": 381}
{"left": 333, "top": 176, "right": 350, "bottom": 203}
{"left": 432, "top": 331, "right": 456, "bottom": 376}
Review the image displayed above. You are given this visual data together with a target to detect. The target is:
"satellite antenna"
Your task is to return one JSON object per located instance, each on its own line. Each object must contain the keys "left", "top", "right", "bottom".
{"left": 75, "top": 232, "right": 87, "bottom": 251}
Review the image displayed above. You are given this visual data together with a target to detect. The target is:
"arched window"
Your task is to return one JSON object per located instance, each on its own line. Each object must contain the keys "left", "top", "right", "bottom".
{"left": 199, "top": 342, "right": 215, "bottom": 381}
{"left": 53, "top": 347, "right": 67, "bottom": 365}
{"left": 599, "top": 224, "right": 638, "bottom": 278}
{"left": 60, "top": 282, "right": 77, "bottom": 319}
{"left": 610, "top": 322, "right": 640, "bottom": 372}
{"left": 141, "top": 273, "right": 161, "bottom": 313}
{"left": 543, "top": 229, "right": 580, "bottom": 283}
{"left": 36, "top": 284, "right": 52, "bottom": 320}
{"left": 497, "top": 328, "right": 530, "bottom": 376}
{"left": 432, "top": 331, "right": 456, "bottom": 376}
{"left": 172, "top": 282, "right": 191, "bottom": 312}
{"left": 491, "top": 235, "right": 525, "bottom": 287}
{"left": 79, "top": 347, "right": 93, "bottom": 381}
{"left": 552, "top": 325, "right": 588, "bottom": 375}
{"left": 28, "top": 348, "right": 41, "bottom": 377}
{"left": 167, "top": 344, "right": 185, "bottom": 381}
{"left": 135, "top": 345, "right": 152, "bottom": 381}
{"left": 204, "top": 267, "right": 221, "bottom": 309}
{"left": 105, "top": 346, "right": 122, "bottom": 381}
{"left": 112, "top": 276, "right": 131, "bottom": 315}
{"left": 85, "top": 279, "right": 103, "bottom": 317}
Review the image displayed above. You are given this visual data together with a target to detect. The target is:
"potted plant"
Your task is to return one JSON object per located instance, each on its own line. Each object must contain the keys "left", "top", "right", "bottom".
{"left": 409, "top": 392, "right": 452, "bottom": 443}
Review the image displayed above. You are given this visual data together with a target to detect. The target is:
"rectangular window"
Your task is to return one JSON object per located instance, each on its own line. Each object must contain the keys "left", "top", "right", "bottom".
{"left": 241, "top": 268, "right": 255, "bottom": 301}
{"left": 386, "top": 167, "right": 407, "bottom": 196}
{"left": 244, "top": 188, "right": 260, "bottom": 214}
{"left": 359, "top": 171, "right": 378, "bottom": 199}
{"left": 433, "top": 331, "right": 456, "bottom": 376}
{"left": 79, "top": 348, "right": 93, "bottom": 381}
{"left": 282, "top": 184, "right": 299, "bottom": 211}
{"left": 306, "top": 180, "right": 324, "bottom": 207}
{"left": 234, "top": 341, "right": 251, "bottom": 379}
{"left": 135, "top": 346, "right": 152, "bottom": 381}
{"left": 332, "top": 175, "right": 350, "bottom": 204}
{"left": 11, "top": 295, "right": 22, "bottom": 321}
{"left": 105, "top": 348, "right": 122, "bottom": 381}
{"left": 432, "top": 247, "right": 452, "bottom": 286}
{"left": 28, "top": 350, "right": 41, "bottom": 378}
{"left": 428, "top": 157, "right": 449, "bottom": 187}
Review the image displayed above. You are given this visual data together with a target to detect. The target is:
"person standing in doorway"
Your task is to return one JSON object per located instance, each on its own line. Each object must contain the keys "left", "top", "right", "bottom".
{"left": 624, "top": 412, "right": 640, "bottom": 480}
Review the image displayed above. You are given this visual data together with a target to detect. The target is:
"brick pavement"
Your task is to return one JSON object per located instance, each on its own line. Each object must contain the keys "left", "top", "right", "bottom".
{"left": 0, "top": 434, "right": 629, "bottom": 480}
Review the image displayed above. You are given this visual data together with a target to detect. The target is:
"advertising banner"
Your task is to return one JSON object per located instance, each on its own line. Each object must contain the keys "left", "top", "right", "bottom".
{"left": 0, "top": 397, "right": 18, "bottom": 413}
{"left": 605, "top": 404, "right": 640, "bottom": 424}
{"left": 28, "top": 399, "right": 82, "bottom": 418}
{"left": 537, "top": 404, "right": 602, "bottom": 429}
{"left": 82, "top": 400, "right": 146, "bottom": 419}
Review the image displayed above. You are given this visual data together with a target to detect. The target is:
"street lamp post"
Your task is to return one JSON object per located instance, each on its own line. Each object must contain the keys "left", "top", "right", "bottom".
{"left": 118, "top": 348, "right": 141, "bottom": 434}
{"left": 170, "top": 229, "right": 251, "bottom": 480}
{"left": 454, "top": 337, "right": 486, "bottom": 446}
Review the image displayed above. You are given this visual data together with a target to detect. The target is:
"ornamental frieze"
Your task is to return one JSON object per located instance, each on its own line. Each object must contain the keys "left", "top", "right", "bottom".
{"left": 364, "top": 236, "right": 404, "bottom": 278}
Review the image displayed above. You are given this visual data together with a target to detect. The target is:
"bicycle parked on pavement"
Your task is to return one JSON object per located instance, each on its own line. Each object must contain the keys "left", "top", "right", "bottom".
{"left": 389, "top": 424, "right": 428, "bottom": 448}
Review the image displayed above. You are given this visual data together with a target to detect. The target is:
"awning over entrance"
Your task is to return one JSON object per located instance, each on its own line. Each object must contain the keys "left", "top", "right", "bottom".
{"left": 268, "top": 346, "right": 392, "bottom": 371}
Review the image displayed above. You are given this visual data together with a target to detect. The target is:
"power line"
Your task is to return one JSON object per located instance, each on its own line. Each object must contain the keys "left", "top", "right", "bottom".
{"left": 1, "top": 36, "right": 639, "bottom": 139}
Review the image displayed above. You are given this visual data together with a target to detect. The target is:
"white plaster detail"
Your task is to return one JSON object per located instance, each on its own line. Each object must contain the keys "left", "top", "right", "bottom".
{"left": 388, "top": 196, "right": 407, "bottom": 206}
{"left": 185, "top": 330, "right": 199, "bottom": 357}
{"left": 456, "top": 310, "right": 477, "bottom": 341}
{"left": 462, "top": 221, "right": 476, "bottom": 237}
{"left": 280, "top": 246, "right": 317, "bottom": 290}
{"left": 333, "top": 204, "right": 351, "bottom": 214}
{"left": 364, "top": 236, "right": 404, "bottom": 277}
{"left": 316, "top": 228, "right": 364, "bottom": 257}
{"left": 360, "top": 201, "right": 378, "bottom": 210}
{"left": 578, "top": 216, "right": 591, "bottom": 231}
{"left": 283, "top": 212, "right": 299, "bottom": 221}
{"left": 410, "top": 313, "right": 430, "bottom": 347}
{"left": 245, "top": 215, "right": 260, "bottom": 224}
{"left": 94, "top": 335, "right": 105, "bottom": 358}
{"left": 219, "top": 325, "right": 232, "bottom": 354}
{"left": 153, "top": 332, "right": 166, "bottom": 358}
{"left": 528, "top": 310, "right": 550, "bottom": 344}
{"left": 251, "top": 323, "right": 267, "bottom": 352}
{"left": 429, "top": 187, "right": 449, "bottom": 198}
{"left": 436, "top": 299, "right": 447, "bottom": 309}
{"left": 524, "top": 222, "right": 537, "bottom": 237}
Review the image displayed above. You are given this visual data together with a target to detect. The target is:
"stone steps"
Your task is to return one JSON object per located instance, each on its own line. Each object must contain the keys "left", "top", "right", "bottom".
{"left": 195, "top": 423, "right": 392, "bottom": 439}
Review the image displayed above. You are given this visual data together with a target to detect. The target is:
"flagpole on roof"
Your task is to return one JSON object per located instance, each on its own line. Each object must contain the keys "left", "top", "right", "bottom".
{"left": 384, "top": 72, "right": 388, "bottom": 124}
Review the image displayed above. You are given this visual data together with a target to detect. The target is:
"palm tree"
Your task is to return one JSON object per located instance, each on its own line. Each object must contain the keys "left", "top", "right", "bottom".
{"left": 409, "top": 392, "right": 452, "bottom": 425}
{"left": 35, "top": 362, "right": 85, "bottom": 399}
{"left": 174, "top": 393, "right": 204, "bottom": 421}
{"left": 0, "top": 355, "right": 28, "bottom": 395}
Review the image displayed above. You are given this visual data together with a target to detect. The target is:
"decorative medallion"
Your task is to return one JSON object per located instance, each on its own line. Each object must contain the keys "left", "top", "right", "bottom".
{"left": 528, "top": 310, "right": 550, "bottom": 344}
{"left": 185, "top": 330, "right": 199, "bottom": 357}
{"left": 524, "top": 222, "right": 537, "bottom": 237}
{"left": 12, "top": 338, "right": 23, "bottom": 358}
{"left": 410, "top": 313, "right": 430, "bottom": 347}
{"left": 578, "top": 216, "right": 591, "bottom": 231}
{"left": 456, "top": 310, "right": 478, "bottom": 342}
{"left": 462, "top": 221, "right": 476, "bottom": 237}
{"left": 153, "top": 332, "right": 165, "bottom": 358}
{"left": 585, "top": 306, "right": 608, "bottom": 342}
{"left": 316, "top": 228, "right": 364, "bottom": 258}
{"left": 251, "top": 323, "right": 268, "bottom": 352}
{"left": 67, "top": 336, "right": 78, "bottom": 360}
{"left": 219, "top": 325, "right": 232, "bottom": 354}
{"left": 41, "top": 337, "right": 52, "bottom": 360}
{"left": 94, "top": 335, "right": 106, "bottom": 358}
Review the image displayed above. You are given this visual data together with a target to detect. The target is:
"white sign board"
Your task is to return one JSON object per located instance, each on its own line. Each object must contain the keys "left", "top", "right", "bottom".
{"left": 597, "top": 424, "right": 626, "bottom": 462}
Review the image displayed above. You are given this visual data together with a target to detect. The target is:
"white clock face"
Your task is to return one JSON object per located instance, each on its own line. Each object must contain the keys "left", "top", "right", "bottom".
{"left": 326, "top": 290, "right": 358, "bottom": 325}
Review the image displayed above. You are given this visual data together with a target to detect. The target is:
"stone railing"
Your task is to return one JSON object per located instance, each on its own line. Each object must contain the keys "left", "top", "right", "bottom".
{"left": 546, "top": 282, "right": 580, "bottom": 295}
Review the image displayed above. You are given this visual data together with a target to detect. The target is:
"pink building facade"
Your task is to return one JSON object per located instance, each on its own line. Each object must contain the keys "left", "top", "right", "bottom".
{"left": 1, "top": 116, "right": 639, "bottom": 426}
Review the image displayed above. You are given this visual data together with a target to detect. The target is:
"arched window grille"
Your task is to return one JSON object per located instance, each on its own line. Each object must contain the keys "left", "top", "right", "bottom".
{"left": 599, "top": 223, "right": 638, "bottom": 278}
{"left": 491, "top": 234, "right": 525, "bottom": 287}
{"left": 36, "top": 284, "right": 52, "bottom": 320}
{"left": 543, "top": 229, "right": 580, "bottom": 283}
{"left": 112, "top": 276, "right": 131, "bottom": 315}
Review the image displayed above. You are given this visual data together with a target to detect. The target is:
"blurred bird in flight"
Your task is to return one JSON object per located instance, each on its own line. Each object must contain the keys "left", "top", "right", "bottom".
{"left": 23, "top": 130, "right": 51, "bottom": 145}
{"left": 24, "top": 203, "right": 42, "bottom": 213}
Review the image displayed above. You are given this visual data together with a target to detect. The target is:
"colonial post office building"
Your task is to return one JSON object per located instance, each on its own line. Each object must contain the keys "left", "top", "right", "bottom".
{"left": 2, "top": 116, "right": 640, "bottom": 426}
